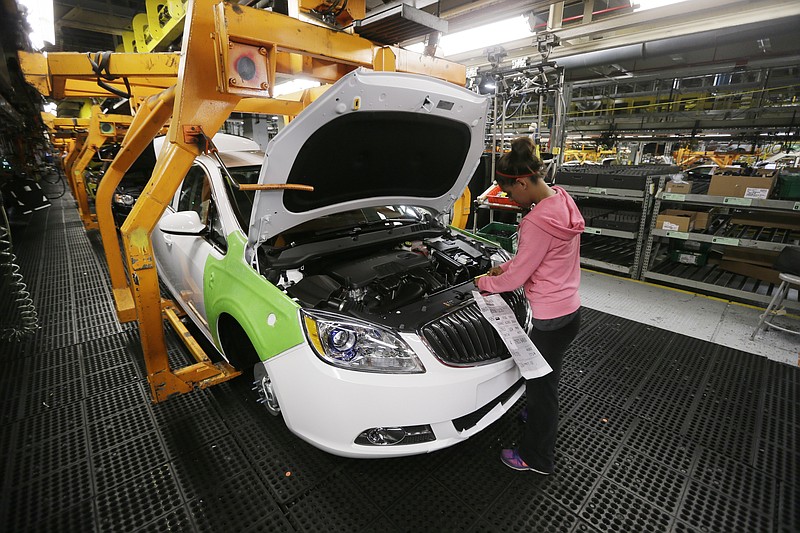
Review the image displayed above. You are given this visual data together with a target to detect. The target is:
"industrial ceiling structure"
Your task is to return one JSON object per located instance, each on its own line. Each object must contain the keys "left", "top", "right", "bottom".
{"left": 3, "top": 0, "right": 799, "bottom": 145}
{"left": 43, "top": 1, "right": 799, "bottom": 79}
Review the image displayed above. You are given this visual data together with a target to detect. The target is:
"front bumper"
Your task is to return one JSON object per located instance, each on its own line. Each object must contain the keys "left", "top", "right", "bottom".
{"left": 261, "top": 332, "right": 523, "bottom": 458}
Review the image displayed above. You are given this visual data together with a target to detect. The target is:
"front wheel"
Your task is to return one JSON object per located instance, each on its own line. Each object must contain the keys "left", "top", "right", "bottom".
{"left": 253, "top": 362, "right": 281, "bottom": 416}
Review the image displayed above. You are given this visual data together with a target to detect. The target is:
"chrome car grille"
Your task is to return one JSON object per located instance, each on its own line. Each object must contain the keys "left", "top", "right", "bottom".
{"left": 420, "top": 290, "right": 529, "bottom": 366}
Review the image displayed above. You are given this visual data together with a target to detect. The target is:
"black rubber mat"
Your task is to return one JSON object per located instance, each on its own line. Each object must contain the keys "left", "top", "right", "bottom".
{"left": 1, "top": 188, "right": 798, "bottom": 532}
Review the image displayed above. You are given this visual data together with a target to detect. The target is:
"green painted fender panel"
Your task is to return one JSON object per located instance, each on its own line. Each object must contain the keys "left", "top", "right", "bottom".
{"left": 204, "top": 231, "right": 304, "bottom": 361}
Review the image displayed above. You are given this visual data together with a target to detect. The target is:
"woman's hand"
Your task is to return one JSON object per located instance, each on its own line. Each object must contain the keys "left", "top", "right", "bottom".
{"left": 487, "top": 266, "right": 504, "bottom": 277}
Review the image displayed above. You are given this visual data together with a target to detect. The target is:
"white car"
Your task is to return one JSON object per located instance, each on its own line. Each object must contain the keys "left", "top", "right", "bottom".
{"left": 151, "top": 69, "right": 529, "bottom": 458}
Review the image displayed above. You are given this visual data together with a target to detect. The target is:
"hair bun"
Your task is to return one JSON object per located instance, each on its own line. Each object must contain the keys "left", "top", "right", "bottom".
{"left": 510, "top": 137, "right": 535, "bottom": 161}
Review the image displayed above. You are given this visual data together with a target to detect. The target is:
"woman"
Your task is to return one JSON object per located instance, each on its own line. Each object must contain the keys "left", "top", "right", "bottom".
{"left": 476, "top": 137, "right": 584, "bottom": 474}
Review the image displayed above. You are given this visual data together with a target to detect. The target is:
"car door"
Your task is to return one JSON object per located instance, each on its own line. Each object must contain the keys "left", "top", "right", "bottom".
{"left": 155, "top": 164, "right": 228, "bottom": 330}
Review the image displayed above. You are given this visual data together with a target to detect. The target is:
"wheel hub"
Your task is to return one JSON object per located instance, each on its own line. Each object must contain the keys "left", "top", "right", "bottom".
{"left": 253, "top": 364, "right": 281, "bottom": 416}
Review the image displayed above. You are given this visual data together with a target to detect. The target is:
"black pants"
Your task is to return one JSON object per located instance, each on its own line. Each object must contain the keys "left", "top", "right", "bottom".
{"left": 518, "top": 309, "right": 581, "bottom": 472}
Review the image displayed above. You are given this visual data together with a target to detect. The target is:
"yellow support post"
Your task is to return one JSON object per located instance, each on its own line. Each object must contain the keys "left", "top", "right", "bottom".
{"left": 70, "top": 106, "right": 133, "bottom": 230}
{"left": 120, "top": 0, "right": 242, "bottom": 401}
{"left": 62, "top": 133, "right": 87, "bottom": 199}
{"left": 96, "top": 86, "right": 176, "bottom": 324}
{"left": 451, "top": 188, "right": 472, "bottom": 230}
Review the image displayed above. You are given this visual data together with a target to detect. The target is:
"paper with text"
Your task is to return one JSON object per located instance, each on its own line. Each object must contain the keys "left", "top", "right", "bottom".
{"left": 472, "top": 291, "right": 552, "bottom": 379}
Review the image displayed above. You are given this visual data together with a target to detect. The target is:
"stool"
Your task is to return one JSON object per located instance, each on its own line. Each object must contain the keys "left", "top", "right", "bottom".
{"left": 751, "top": 246, "right": 800, "bottom": 340}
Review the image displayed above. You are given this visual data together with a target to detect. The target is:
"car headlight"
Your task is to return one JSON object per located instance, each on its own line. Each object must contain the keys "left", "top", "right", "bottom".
{"left": 302, "top": 310, "right": 425, "bottom": 374}
{"left": 113, "top": 193, "right": 135, "bottom": 206}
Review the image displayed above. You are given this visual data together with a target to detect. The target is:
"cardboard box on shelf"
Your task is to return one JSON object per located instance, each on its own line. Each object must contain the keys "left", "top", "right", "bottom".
{"left": 716, "top": 166, "right": 745, "bottom": 176}
{"left": 655, "top": 209, "right": 695, "bottom": 232}
{"left": 685, "top": 207, "right": 720, "bottom": 230}
{"left": 707, "top": 174, "right": 776, "bottom": 199}
{"left": 717, "top": 260, "right": 781, "bottom": 285}
{"left": 722, "top": 248, "right": 779, "bottom": 267}
{"left": 665, "top": 181, "right": 692, "bottom": 194}
{"left": 728, "top": 211, "right": 800, "bottom": 230}
{"left": 753, "top": 168, "right": 778, "bottom": 178}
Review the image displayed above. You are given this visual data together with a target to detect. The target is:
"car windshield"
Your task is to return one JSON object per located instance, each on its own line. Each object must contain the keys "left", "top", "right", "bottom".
{"left": 224, "top": 165, "right": 262, "bottom": 229}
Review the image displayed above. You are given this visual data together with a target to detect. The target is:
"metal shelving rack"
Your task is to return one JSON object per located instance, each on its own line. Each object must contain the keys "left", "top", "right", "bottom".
{"left": 562, "top": 175, "right": 663, "bottom": 279}
{"left": 641, "top": 190, "right": 800, "bottom": 310}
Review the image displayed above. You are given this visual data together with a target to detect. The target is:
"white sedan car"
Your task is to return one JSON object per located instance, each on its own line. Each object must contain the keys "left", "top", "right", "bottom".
{"left": 151, "top": 69, "right": 529, "bottom": 457}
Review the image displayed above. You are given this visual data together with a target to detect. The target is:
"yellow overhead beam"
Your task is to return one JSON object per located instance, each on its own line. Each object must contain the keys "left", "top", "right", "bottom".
{"left": 19, "top": 17, "right": 465, "bottom": 99}
{"left": 41, "top": 112, "right": 90, "bottom": 133}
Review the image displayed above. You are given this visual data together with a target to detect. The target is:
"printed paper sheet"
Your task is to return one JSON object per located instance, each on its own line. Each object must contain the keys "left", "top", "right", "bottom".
{"left": 472, "top": 291, "right": 552, "bottom": 379}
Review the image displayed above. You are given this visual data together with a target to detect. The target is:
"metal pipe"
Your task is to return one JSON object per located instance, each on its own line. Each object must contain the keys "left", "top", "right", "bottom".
{"left": 500, "top": 91, "right": 506, "bottom": 154}
{"left": 557, "top": 17, "right": 799, "bottom": 70}
{"left": 551, "top": 69, "right": 567, "bottom": 166}
{"left": 491, "top": 85, "right": 497, "bottom": 180}
{"left": 537, "top": 90, "right": 544, "bottom": 149}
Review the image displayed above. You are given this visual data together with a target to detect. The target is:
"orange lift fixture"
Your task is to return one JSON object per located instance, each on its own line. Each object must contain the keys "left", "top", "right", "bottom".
{"left": 25, "top": 0, "right": 468, "bottom": 402}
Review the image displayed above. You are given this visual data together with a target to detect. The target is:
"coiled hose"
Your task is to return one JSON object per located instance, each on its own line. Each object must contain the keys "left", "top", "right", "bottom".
{"left": 0, "top": 193, "right": 39, "bottom": 341}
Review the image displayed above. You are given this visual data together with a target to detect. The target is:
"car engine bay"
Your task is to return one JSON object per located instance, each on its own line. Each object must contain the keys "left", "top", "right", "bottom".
{"left": 261, "top": 231, "right": 508, "bottom": 327}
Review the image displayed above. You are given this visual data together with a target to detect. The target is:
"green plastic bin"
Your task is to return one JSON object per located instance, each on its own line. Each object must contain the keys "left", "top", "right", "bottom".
{"left": 669, "top": 249, "right": 708, "bottom": 267}
{"left": 478, "top": 222, "right": 518, "bottom": 253}
{"left": 777, "top": 172, "right": 800, "bottom": 200}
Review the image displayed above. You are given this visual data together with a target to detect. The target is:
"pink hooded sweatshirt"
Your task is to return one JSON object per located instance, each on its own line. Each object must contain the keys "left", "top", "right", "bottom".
{"left": 477, "top": 186, "right": 585, "bottom": 320}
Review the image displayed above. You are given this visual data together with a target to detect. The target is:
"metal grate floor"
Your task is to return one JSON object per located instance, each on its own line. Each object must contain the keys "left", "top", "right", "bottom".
{"left": 1, "top": 189, "right": 797, "bottom": 532}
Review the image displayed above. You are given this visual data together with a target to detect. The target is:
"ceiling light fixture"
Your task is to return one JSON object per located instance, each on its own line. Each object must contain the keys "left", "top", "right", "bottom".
{"left": 18, "top": 0, "right": 54, "bottom": 50}
{"left": 271, "top": 78, "right": 321, "bottom": 97}
{"left": 405, "top": 15, "right": 532, "bottom": 58}
{"left": 634, "top": 0, "right": 691, "bottom": 11}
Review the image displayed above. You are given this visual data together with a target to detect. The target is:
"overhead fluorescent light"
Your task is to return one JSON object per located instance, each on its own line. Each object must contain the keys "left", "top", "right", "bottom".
{"left": 271, "top": 79, "right": 320, "bottom": 97}
{"left": 406, "top": 15, "right": 532, "bottom": 58}
{"left": 18, "top": 0, "right": 54, "bottom": 50}
{"left": 634, "top": 0, "right": 691, "bottom": 11}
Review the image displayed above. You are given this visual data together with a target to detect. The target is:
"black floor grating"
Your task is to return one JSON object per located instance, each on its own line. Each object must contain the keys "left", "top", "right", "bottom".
{"left": 581, "top": 477, "right": 675, "bottom": 532}
{"left": 0, "top": 187, "right": 797, "bottom": 531}
{"left": 89, "top": 402, "right": 156, "bottom": 451}
{"left": 188, "top": 468, "right": 281, "bottom": 532}
{"left": 678, "top": 479, "right": 773, "bottom": 531}
{"left": 94, "top": 464, "right": 183, "bottom": 532}
{"left": 606, "top": 446, "right": 688, "bottom": 515}
{"left": 473, "top": 480, "right": 579, "bottom": 532}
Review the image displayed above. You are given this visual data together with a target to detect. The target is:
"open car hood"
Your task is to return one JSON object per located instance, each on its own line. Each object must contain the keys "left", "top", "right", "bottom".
{"left": 247, "top": 69, "right": 488, "bottom": 249}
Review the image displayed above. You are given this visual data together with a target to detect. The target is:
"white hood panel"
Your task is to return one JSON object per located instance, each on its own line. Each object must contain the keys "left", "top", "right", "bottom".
{"left": 248, "top": 69, "right": 488, "bottom": 248}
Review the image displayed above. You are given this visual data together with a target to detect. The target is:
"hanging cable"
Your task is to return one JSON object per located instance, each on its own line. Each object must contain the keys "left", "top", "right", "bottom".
{"left": 0, "top": 193, "right": 39, "bottom": 341}
{"left": 87, "top": 52, "right": 132, "bottom": 99}
{"left": 41, "top": 164, "right": 67, "bottom": 200}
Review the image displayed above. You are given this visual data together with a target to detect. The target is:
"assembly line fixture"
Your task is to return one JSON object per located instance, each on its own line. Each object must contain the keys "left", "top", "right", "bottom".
{"left": 22, "top": 0, "right": 468, "bottom": 403}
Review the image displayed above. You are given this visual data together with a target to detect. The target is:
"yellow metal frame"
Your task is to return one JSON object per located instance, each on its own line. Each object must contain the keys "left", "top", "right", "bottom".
{"left": 125, "top": 0, "right": 188, "bottom": 53}
{"left": 96, "top": 87, "right": 177, "bottom": 325}
{"left": 451, "top": 188, "right": 471, "bottom": 230}
{"left": 68, "top": 106, "right": 134, "bottom": 230}
{"left": 61, "top": 134, "right": 86, "bottom": 198}
{"left": 32, "top": 0, "right": 467, "bottom": 402}
{"left": 674, "top": 148, "right": 736, "bottom": 168}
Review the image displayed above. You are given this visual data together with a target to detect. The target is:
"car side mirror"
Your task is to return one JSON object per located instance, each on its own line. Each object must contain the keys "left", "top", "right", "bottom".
{"left": 158, "top": 211, "right": 208, "bottom": 236}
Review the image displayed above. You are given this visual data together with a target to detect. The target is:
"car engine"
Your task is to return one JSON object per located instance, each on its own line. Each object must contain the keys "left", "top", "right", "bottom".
{"left": 277, "top": 233, "right": 502, "bottom": 317}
